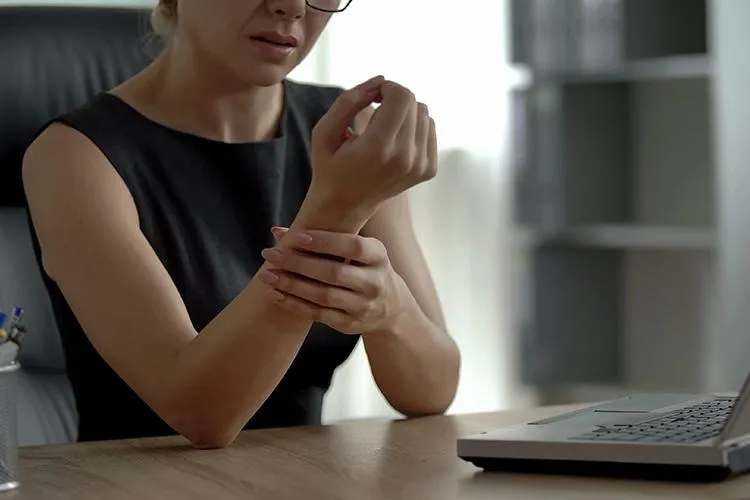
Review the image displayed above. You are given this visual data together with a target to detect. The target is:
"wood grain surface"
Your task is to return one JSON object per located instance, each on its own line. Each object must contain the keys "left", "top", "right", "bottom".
{"left": 7, "top": 405, "right": 750, "bottom": 499}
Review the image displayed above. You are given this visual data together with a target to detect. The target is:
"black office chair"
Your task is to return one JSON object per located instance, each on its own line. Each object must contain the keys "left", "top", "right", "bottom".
{"left": 0, "top": 6, "right": 156, "bottom": 445}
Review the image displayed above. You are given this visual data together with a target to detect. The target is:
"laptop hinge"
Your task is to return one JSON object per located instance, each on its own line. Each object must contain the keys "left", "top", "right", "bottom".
{"left": 717, "top": 433, "right": 750, "bottom": 449}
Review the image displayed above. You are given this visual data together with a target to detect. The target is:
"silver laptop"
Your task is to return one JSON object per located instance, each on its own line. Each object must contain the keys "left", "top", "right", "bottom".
{"left": 457, "top": 374, "right": 750, "bottom": 482}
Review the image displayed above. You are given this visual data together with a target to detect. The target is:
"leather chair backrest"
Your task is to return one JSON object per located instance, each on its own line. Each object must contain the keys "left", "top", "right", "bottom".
{"left": 0, "top": 6, "right": 156, "bottom": 445}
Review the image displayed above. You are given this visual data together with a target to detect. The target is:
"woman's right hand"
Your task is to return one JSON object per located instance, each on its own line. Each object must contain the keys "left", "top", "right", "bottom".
{"left": 309, "top": 76, "right": 437, "bottom": 218}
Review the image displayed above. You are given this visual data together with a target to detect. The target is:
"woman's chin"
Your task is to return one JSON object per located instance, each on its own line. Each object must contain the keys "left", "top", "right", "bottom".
{"left": 234, "top": 63, "right": 294, "bottom": 88}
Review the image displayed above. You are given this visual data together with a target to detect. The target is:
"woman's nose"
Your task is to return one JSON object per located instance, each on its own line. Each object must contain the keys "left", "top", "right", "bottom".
{"left": 265, "top": 0, "right": 306, "bottom": 21}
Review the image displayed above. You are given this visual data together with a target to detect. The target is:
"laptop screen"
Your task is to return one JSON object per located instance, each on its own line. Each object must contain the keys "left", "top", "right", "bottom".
{"left": 718, "top": 372, "right": 750, "bottom": 443}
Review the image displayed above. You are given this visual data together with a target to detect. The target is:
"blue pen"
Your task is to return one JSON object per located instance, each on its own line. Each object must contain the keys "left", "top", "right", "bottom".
{"left": 7, "top": 307, "right": 23, "bottom": 332}
{"left": 0, "top": 313, "right": 7, "bottom": 345}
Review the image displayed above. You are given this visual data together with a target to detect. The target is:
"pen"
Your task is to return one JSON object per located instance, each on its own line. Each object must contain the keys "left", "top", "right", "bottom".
{"left": 7, "top": 307, "right": 23, "bottom": 332}
{"left": 0, "top": 313, "right": 6, "bottom": 346}
{"left": 8, "top": 324, "right": 25, "bottom": 345}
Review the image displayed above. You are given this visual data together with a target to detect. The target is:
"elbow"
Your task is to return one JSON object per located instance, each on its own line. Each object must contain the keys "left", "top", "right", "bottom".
{"left": 390, "top": 383, "right": 458, "bottom": 418}
{"left": 163, "top": 403, "right": 242, "bottom": 449}
{"left": 389, "top": 365, "right": 460, "bottom": 419}
{"left": 176, "top": 423, "right": 239, "bottom": 449}
{"left": 395, "top": 398, "right": 454, "bottom": 419}
{"left": 177, "top": 422, "right": 238, "bottom": 450}
{"left": 397, "top": 368, "right": 460, "bottom": 418}
{"left": 182, "top": 426, "right": 238, "bottom": 450}
{"left": 152, "top": 373, "right": 249, "bottom": 449}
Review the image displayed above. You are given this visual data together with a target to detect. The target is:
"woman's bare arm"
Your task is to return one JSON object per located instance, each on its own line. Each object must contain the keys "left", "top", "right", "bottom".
{"left": 23, "top": 124, "right": 361, "bottom": 448}
{"left": 354, "top": 103, "right": 460, "bottom": 416}
{"left": 360, "top": 193, "right": 460, "bottom": 416}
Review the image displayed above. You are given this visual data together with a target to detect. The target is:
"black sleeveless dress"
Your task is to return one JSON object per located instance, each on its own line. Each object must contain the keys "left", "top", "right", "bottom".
{"left": 28, "top": 79, "right": 361, "bottom": 442}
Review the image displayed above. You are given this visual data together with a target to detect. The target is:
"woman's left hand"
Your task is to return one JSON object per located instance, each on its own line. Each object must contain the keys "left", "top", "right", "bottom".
{"left": 257, "top": 227, "right": 406, "bottom": 335}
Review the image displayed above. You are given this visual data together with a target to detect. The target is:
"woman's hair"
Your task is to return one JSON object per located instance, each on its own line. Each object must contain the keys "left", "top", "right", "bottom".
{"left": 150, "top": 0, "right": 178, "bottom": 37}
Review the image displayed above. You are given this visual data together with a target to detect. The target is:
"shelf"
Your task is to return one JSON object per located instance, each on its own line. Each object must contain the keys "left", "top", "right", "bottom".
{"left": 513, "top": 77, "right": 713, "bottom": 229}
{"left": 527, "top": 54, "right": 712, "bottom": 84}
{"left": 510, "top": 0, "right": 709, "bottom": 71}
{"left": 511, "top": 0, "right": 716, "bottom": 390}
{"left": 519, "top": 225, "right": 715, "bottom": 250}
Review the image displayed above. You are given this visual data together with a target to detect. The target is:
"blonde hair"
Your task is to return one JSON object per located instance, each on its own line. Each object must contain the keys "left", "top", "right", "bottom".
{"left": 150, "top": 0, "right": 178, "bottom": 37}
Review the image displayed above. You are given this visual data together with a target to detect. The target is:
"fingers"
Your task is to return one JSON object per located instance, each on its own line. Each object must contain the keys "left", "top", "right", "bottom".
{"left": 263, "top": 289, "right": 361, "bottom": 335}
{"left": 260, "top": 246, "right": 379, "bottom": 294}
{"left": 398, "top": 98, "right": 419, "bottom": 163}
{"left": 260, "top": 270, "right": 364, "bottom": 314}
{"left": 270, "top": 227, "right": 387, "bottom": 266}
{"left": 415, "top": 102, "right": 431, "bottom": 164}
{"left": 360, "top": 82, "right": 436, "bottom": 182}
{"left": 365, "top": 81, "right": 416, "bottom": 142}
{"left": 315, "top": 75, "right": 385, "bottom": 149}
{"left": 271, "top": 226, "right": 288, "bottom": 242}
{"left": 426, "top": 115, "right": 438, "bottom": 179}
{"left": 259, "top": 269, "right": 380, "bottom": 335}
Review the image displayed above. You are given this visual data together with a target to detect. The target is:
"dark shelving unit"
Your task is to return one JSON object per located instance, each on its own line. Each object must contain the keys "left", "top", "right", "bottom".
{"left": 508, "top": 0, "right": 718, "bottom": 400}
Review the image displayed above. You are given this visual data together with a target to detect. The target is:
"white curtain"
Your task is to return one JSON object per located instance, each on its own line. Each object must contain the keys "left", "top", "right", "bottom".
{"left": 289, "top": 0, "right": 528, "bottom": 421}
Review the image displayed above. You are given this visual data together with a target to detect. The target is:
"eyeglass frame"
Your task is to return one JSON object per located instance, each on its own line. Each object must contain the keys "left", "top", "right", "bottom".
{"left": 306, "top": 0, "right": 353, "bottom": 13}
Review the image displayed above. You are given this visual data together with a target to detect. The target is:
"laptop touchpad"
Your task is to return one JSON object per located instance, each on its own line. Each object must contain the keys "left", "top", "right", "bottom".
{"left": 529, "top": 394, "right": 706, "bottom": 425}
{"left": 592, "top": 394, "right": 704, "bottom": 412}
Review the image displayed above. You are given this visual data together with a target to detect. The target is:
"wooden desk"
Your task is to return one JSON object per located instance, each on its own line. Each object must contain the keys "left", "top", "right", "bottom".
{"left": 9, "top": 405, "right": 750, "bottom": 499}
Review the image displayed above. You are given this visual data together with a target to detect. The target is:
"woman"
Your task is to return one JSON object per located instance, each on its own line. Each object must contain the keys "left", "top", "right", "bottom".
{"left": 22, "top": 0, "right": 460, "bottom": 448}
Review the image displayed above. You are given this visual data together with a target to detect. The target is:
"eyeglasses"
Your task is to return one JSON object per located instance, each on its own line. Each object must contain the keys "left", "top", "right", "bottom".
{"left": 306, "top": 0, "right": 353, "bottom": 13}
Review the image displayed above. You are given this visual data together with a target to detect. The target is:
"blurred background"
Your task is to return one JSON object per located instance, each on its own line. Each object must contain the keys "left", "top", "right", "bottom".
{"left": 292, "top": 0, "right": 750, "bottom": 422}
{"left": 3, "top": 0, "right": 750, "bottom": 436}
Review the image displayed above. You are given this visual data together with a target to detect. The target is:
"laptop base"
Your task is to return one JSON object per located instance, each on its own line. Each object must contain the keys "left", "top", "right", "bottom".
{"left": 462, "top": 457, "right": 735, "bottom": 483}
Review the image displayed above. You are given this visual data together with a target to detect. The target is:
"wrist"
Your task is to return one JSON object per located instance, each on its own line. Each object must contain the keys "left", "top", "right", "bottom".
{"left": 294, "top": 183, "right": 377, "bottom": 233}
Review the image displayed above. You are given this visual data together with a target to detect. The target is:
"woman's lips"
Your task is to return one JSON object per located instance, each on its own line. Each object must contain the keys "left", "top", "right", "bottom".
{"left": 248, "top": 32, "right": 299, "bottom": 63}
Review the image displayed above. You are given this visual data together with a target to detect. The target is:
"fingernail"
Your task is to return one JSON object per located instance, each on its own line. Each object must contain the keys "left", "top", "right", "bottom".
{"left": 358, "top": 75, "right": 384, "bottom": 93}
{"left": 364, "top": 75, "right": 384, "bottom": 85}
{"left": 258, "top": 270, "right": 279, "bottom": 284}
{"left": 271, "top": 227, "right": 288, "bottom": 242}
{"left": 294, "top": 232, "right": 313, "bottom": 245}
{"left": 266, "top": 289, "right": 284, "bottom": 302}
{"left": 344, "top": 127, "right": 357, "bottom": 141}
{"left": 261, "top": 248, "right": 282, "bottom": 263}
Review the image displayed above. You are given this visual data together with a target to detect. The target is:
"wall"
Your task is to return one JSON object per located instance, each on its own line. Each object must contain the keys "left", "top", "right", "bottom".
{"left": 708, "top": 0, "right": 750, "bottom": 392}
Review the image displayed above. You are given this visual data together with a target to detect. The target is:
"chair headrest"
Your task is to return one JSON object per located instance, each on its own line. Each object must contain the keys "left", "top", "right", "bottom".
{"left": 0, "top": 6, "right": 157, "bottom": 207}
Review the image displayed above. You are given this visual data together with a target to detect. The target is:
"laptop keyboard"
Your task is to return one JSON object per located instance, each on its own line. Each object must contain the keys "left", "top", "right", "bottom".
{"left": 572, "top": 399, "right": 735, "bottom": 444}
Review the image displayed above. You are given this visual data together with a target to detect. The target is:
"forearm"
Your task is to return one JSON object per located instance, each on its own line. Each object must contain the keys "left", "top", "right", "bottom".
{"left": 161, "top": 193, "right": 369, "bottom": 447}
{"left": 363, "top": 274, "right": 460, "bottom": 417}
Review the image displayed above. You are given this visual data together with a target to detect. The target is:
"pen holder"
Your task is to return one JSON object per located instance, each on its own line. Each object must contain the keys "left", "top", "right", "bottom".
{"left": 0, "top": 363, "right": 19, "bottom": 493}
